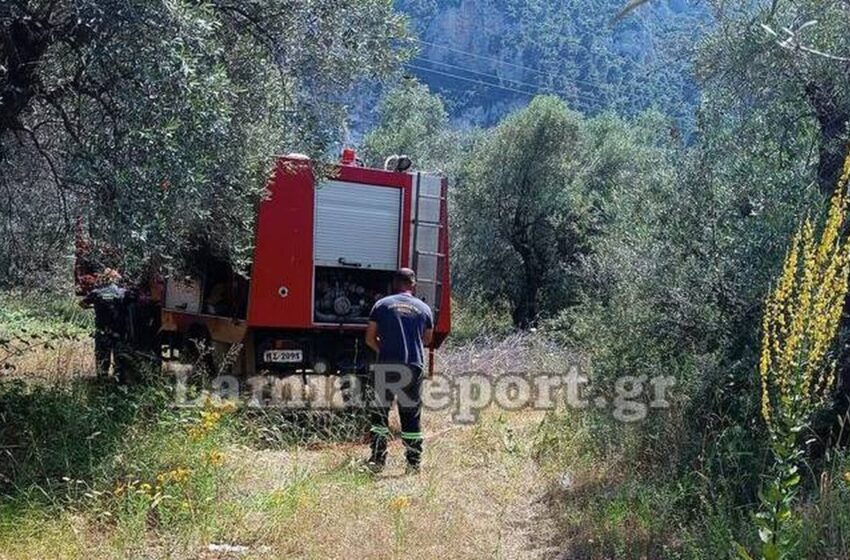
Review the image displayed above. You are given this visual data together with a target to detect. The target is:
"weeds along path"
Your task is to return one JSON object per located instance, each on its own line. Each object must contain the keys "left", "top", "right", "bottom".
{"left": 0, "top": 334, "right": 570, "bottom": 560}
{"left": 209, "top": 334, "right": 569, "bottom": 560}
{"left": 219, "top": 405, "right": 559, "bottom": 560}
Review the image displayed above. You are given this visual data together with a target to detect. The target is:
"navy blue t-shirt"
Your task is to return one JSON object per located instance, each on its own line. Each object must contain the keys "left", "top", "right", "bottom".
{"left": 369, "top": 292, "right": 434, "bottom": 368}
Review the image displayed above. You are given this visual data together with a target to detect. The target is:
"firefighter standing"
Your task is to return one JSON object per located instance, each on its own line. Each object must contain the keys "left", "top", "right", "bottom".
{"left": 364, "top": 268, "right": 434, "bottom": 474}
{"left": 81, "top": 269, "right": 131, "bottom": 383}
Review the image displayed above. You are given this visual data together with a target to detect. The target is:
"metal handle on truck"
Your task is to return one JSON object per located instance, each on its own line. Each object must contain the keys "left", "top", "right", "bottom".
{"left": 337, "top": 258, "right": 363, "bottom": 268}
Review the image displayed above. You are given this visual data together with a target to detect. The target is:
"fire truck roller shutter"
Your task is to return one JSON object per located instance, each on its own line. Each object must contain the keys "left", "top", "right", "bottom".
{"left": 314, "top": 181, "right": 401, "bottom": 271}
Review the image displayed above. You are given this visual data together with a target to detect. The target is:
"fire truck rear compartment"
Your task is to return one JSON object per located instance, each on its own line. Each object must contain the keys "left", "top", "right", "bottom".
{"left": 311, "top": 178, "right": 401, "bottom": 325}
{"left": 313, "top": 266, "right": 392, "bottom": 324}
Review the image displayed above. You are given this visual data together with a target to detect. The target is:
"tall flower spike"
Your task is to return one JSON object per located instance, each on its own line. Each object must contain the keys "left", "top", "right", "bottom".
{"left": 759, "top": 149, "right": 850, "bottom": 438}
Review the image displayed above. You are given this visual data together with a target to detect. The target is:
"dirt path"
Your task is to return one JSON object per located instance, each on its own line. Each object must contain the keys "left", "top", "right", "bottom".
{"left": 216, "top": 405, "right": 562, "bottom": 560}
{"left": 0, "top": 333, "right": 571, "bottom": 560}
{"left": 201, "top": 335, "right": 574, "bottom": 560}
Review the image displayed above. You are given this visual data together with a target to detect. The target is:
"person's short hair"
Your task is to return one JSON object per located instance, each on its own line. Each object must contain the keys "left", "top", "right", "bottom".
{"left": 393, "top": 268, "right": 416, "bottom": 288}
{"left": 96, "top": 268, "right": 122, "bottom": 287}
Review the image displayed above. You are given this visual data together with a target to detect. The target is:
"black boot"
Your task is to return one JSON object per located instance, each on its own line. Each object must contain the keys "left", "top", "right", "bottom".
{"left": 367, "top": 429, "right": 388, "bottom": 473}
{"left": 402, "top": 433, "right": 422, "bottom": 474}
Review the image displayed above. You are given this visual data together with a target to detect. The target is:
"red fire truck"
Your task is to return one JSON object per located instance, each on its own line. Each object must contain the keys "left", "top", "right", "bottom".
{"left": 158, "top": 151, "right": 451, "bottom": 381}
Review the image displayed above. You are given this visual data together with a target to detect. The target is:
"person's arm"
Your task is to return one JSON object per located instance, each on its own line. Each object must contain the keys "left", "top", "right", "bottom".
{"left": 365, "top": 320, "right": 381, "bottom": 353}
{"left": 423, "top": 328, "right": 434, "bottom": 347}
{"left": 79, "top": 290, "right": 96, "bottom": 309}
{"left": 423, "top": 312, "right": 435, "bottom": 379}
{"left": 423, "top": 307, "right": 435, "bottom": 347}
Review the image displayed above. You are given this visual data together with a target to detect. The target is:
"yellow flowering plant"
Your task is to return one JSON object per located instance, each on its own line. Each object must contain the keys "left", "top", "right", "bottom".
{"left": 389, "top": 494, "right": 412, "bottom": 555}
{"left": 388, "top": 494, "right": 411, "bottom": 513}
{"left": 187, "top": 397, "right": 235, "bottom": 440}
{"left": 747, "top": 154, "right": 850, "bottom": 560}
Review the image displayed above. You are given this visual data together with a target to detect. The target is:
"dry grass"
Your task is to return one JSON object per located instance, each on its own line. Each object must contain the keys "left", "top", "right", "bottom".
{"left": 2, "top": 339, "right": 94, "bottom": 383}
{"left": 202, "top": 405, "right": 559, "bottom": 560}
{"left": 2, "top": 414, "right": 558, "bottom": 558}
{"left": 439, "top": 331, "right": 583, "bottom": 376}
{"left": 0, "top": 409, "right": 563, "bottom": 560}
{"left": 220, "top": 331, "right": 576, "bottom": 559}
{"left": 0, "top": 332, "right": 578, "bottom": 560}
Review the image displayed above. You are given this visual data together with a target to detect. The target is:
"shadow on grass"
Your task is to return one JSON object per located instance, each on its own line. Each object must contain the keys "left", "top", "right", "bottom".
{"left": 236, "top": 407, "right": 372, "bottom": 449}
{"left": 0, "top": 376, "right": 375, "bottom": 507}
{"left": 0, "top": 378, "right": 168, "bottom": 505}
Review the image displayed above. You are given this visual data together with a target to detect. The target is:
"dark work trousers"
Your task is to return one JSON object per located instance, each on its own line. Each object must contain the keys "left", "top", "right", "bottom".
{"left": 369, "top": 365, "right": 424, "bottom": 467}
{"left": 93, "top": 328, "right": 114, "bottom": 378}
{"left": 93, "top": 309, "right": 130, "bottom": 383}
{"left": 94, "top": 330, "right": 132, "bottom": 383}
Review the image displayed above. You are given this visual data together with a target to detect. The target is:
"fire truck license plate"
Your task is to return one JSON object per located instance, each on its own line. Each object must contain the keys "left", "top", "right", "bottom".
{"left": 263, "top": 350, "right": 303, "bottom": 363}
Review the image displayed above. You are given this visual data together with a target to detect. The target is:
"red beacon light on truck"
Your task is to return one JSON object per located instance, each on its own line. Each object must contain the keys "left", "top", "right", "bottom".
{"left": 340, "top": 147, "right": 358, "bottom": 166}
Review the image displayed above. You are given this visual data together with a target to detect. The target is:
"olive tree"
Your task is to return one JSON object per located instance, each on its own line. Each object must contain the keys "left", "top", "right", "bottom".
{"left": 0, "top": 0, "right": 412, "bottom": 284}
{"left": 360, "top": 77, "right": 459, "bottom": 173}
{"left": 453, "top": 96, "right": 588, "bottom": 328}
{"left": 699, "top": 0, "right": 850, "bottom": 195}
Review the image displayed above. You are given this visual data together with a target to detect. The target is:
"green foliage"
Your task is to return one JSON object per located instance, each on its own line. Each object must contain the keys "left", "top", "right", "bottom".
{"left": 544, "top": 139, "right": 821, "bottom": 556}
{"left": 700, "top": 0, "right": 850, "bottom": 193}
{"left": 0, "top": 293, "right": 92, "bottom": 369}
{"left": 526, "top": 5, "right": 846, "bottom": 554}
{"left": 744, "top": 157, "right": 850, "bottom": 559}
{"left": 399, "top": 0, "right": 709, "bottom": 127}
{"left": 555, "top": 74, "right": 823, "bottom": 459}
{"left": 0, "top": 293, "right": 92, "bottom": 338}
{"left": 446, "top": 297, "right": 514, "bottom": 345}
{"left": 800, "top": 450, "right": 850, "bottom": 557}
{"left": 361, "top": 78, "right": 457, "bottom": 172}
{"left": 3, "top": 0, "right": 850, "bottom": 556}
{"left": 0, "top": 380, "right": 170, "bottom": 499}
{"left": 452, "top": 99, "right": 686, "bottom": 330}
{"left": 1, "top": 0, "right": 412, "bottom": 282}
{"left": 0, "top": 379, "right": 238, "bottom": 551}
{"left": 453, "top": 95, "right": 589, "bottom": 327}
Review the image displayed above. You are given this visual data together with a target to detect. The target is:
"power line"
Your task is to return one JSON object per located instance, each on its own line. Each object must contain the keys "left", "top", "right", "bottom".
{"left": 405, "top": 34, "right": 689, "bottom": 99}
{"left": 407, "top": 35, "right": 700, "bottom": 114}
{"left": 405, "top": 63, "right": 593, "bottom": 112}
{"left": 407, "top": 63, "right": 539, "bottom": 97}
{"left": 415, "top": 38, "right": 554, "bottom": 78}
{"left": 414, "top": 56, "right": 603, "bottom": 105}
{"left": 413, "top": 38, "right": 616, "bottom": 93}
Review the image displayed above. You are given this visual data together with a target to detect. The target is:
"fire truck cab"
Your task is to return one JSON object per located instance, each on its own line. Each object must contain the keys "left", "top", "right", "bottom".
{"left": 159, "top": 153, "right": 451, "bottom": 379}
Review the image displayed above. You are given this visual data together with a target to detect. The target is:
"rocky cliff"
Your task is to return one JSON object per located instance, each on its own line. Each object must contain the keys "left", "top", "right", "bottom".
{"left": 397, "top": 0, "right": 711, "bottom": 128}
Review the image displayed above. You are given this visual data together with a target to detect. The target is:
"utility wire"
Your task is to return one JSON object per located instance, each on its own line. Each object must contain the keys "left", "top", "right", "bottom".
{"left": 413, "top": 36, "right": 688, "bottom": 100}
{"left": 414, "top": 38, "right": 555, "bottom": 79}
{"left": 413, "top": 38, "right": 616, "bottom": 93}
{"left": 405, "top": 63, "right": 595, "bottom": 112}
{"left": 414, "top": 56, "right": 603, "bottom": 105}
{"left": 406, "top": 64, "right": 544, "bottom": 97}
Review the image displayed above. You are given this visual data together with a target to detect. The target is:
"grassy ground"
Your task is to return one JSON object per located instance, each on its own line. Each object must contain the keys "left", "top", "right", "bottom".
{"left": 0, "top": 292, "right": 93, "bottom": 382}
{"left": 9, "top": 295, "right": 849, "bottom": 559}
{"left": 0, "top": 321, "right": 572, "bottom": 559}
{"left": 0, "top": 403, "right": 558, "bottom": 560}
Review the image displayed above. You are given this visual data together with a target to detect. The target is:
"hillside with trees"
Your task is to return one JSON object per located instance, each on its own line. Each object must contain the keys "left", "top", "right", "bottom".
{"left": 3, "top": 0, "right": 850, "bottom": 558}
{"left": 397, "top": 0, "right": 711, "bottom": 127}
